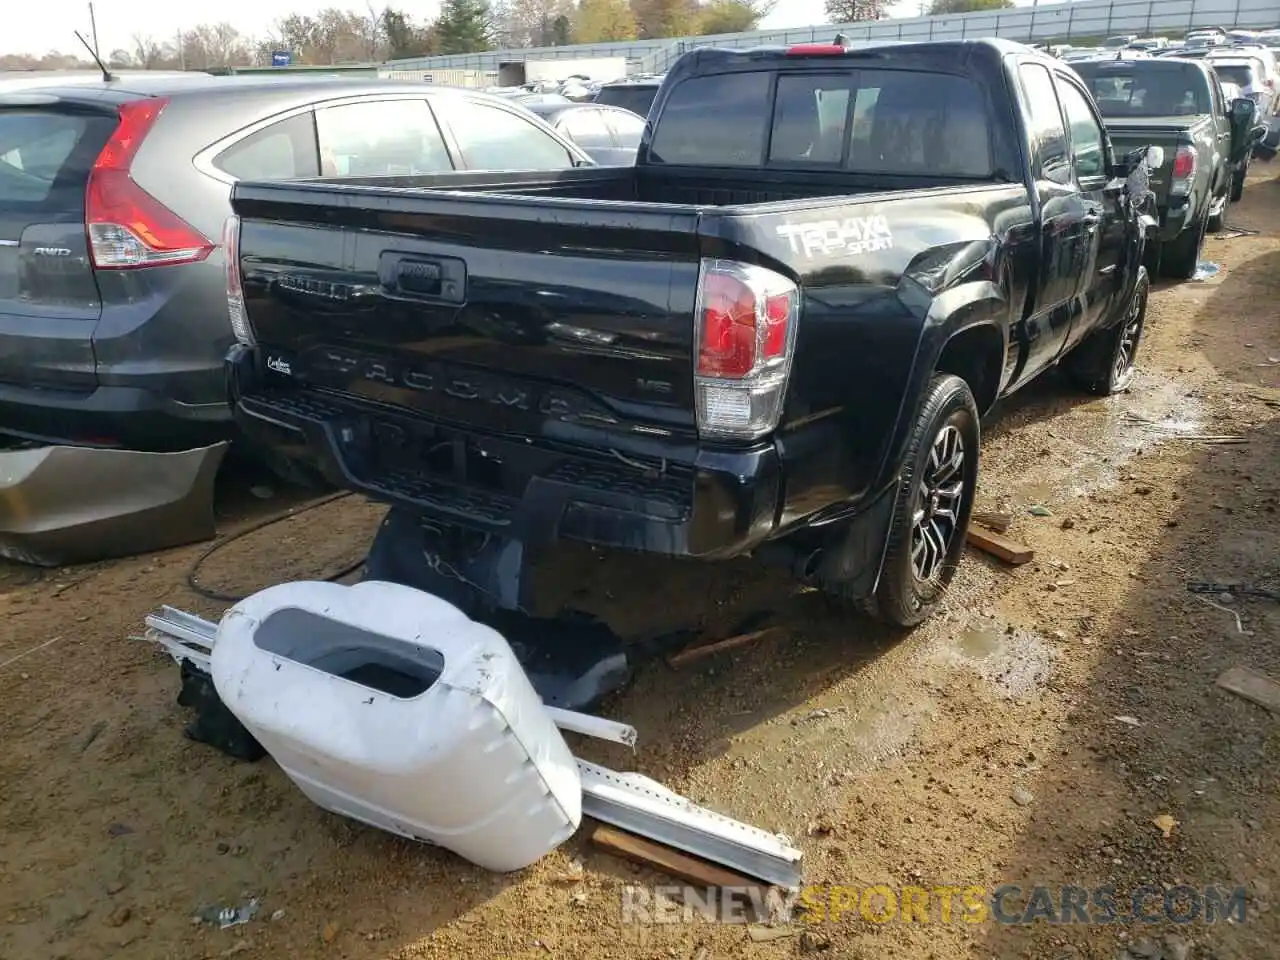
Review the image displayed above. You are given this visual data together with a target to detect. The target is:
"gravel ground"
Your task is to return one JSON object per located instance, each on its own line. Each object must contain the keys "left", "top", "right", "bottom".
{"left": 1, "top": 169, "right": 1277, "bottom": 960}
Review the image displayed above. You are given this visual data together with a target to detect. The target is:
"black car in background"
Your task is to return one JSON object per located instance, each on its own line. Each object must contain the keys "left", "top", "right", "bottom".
{"left": 0, "top": 75, "right": 590, "bottom": 469}
{"left": 517, "top": 101, "right": 646, "bottom": 164}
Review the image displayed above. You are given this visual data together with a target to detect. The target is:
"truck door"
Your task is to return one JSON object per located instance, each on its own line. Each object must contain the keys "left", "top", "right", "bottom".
{"left": 1008, "top": 62, "right": 1090, "bottom": 390}
{"left": 1055, "top": 74, "right": 1127, "bottom": 349}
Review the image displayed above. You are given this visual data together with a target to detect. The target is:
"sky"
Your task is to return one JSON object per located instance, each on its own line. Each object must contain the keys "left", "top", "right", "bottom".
{"left": 0, "top": 0, "right": 893, "bottom": 59}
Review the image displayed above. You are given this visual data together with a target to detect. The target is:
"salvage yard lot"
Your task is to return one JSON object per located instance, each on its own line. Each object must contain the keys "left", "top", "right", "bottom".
{"left": 2, "top": 174, "right": 1278, "bottom": 960}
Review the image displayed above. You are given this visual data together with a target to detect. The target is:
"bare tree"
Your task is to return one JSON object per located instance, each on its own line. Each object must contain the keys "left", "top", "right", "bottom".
{"left": 131, "top": 33, "right": 165, "bottom": 69}
{"left": 824, "top": 0, "right": 888, "bottom": 21}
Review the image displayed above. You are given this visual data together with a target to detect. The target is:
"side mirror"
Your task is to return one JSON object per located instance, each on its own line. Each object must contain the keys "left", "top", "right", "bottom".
{"left": 1228, "top": 97, "right": 1258, "bottom": 162}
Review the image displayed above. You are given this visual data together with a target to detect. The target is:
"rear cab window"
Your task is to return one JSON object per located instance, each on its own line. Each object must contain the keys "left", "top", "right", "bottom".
{"left": 649, "top": 68, "right": 993, "bottom": 177}
{"left": 1070, "top": 61, "right": 1212, "bottom": 116}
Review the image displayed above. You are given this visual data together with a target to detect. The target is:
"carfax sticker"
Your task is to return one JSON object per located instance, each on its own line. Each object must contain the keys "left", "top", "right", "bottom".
{"left": 776, "top": 214, "right": 895, "bottom": 258}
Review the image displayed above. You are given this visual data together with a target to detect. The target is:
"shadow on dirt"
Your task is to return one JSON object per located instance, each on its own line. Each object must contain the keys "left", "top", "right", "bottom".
{"left": 978, "top": 413, "right": 1279, "bottom": 959}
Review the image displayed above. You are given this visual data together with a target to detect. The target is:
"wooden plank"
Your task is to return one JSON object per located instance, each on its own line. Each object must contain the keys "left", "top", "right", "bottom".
{"left": 972, "top": 510, "right": 1014, "bottom": 534}
{"left": 966, "top": 524, "right": 1034, "bottom": 566}
{"left": 590, "top": 823, "right": 763, "bottom": 889}
{"left": 1216, "top": 666, "right": 1280, "bottom": 713}
{"left": 665, "top": 627, "right": 780, "bottom": 669}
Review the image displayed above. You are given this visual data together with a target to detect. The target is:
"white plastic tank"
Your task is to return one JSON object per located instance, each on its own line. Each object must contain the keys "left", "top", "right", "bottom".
{"left": 210, "top": 580, "right": 582, "bottom": 872}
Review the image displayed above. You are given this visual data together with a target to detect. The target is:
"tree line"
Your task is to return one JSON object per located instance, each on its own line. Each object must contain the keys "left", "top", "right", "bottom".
{"left": 0, "top": 0, "right": 1012, "bottom": 70}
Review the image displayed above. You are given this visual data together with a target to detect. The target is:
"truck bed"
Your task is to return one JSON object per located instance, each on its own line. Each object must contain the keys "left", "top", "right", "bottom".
{"left": 257, "top": 164, "right": 976, "bottom": 209}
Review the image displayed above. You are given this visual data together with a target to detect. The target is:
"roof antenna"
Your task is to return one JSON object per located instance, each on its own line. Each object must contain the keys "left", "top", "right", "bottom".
{"left": 74, "top": 30, "right": 114, "bottom": 82}
{"left": 833, "top": 32, "right": 851, "bottom": 48}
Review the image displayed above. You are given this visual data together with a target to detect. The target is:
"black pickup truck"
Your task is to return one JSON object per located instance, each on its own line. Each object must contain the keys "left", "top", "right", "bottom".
{"left": 1069, "top": 56, "right": 1260, "bottom": 279}
{"left": 226, "top": 39, "right": 1156, "bottom": 628}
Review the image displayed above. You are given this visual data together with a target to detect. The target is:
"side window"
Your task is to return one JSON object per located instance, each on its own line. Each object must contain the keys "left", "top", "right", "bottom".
{"left": 434, "top": 100, "right": 576, "bottom": 170}
{"left": 1056, "top": 80, "right": 1106, "bottom": 180}
{"left": 604, "top": 110, "right": 646, "bottom": 149}
{"left": 214, "top": 113, "right": 320, "bottom": 180}
{"left": 315, "top": 99, "right": 451, "bottom": 176}
{"left": 649, "top": 71, "right": 772, "bottom": 166}
{"left": 560, "top": 109, "right": 612, "bottom": 147}
{"left": 1019, "top": 63, "right": 1070, "bottom": 183}
{"left": 1211, "top": 76, "right": 1226, "bottom": 114}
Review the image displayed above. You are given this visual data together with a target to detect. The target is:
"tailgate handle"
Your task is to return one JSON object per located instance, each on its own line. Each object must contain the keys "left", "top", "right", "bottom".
{"left": 380, "top": 253, "right": 466, "bottom": 303}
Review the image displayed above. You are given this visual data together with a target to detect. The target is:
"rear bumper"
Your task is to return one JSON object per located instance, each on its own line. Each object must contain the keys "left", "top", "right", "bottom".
{"left": 0, "top": 380, "right": 233, "bottom": 452}
{"left": 228, "top": 347, "right": 782, "bottom": 559}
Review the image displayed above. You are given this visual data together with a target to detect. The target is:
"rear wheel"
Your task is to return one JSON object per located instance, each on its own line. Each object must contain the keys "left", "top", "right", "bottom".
{"left": 1064, "top": 267, "right": 1149, "bottom": 396}
{"left": 856, "top": 374, "right": 980, "bottom": 629}
{"left": 1160, "top": 213, "right": 1206, "bottom": 280}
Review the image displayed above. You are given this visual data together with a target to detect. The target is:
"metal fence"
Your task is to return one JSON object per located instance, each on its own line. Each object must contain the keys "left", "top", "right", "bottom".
{"left": 384, "top": 0, "right": 1277, "bottom": 75}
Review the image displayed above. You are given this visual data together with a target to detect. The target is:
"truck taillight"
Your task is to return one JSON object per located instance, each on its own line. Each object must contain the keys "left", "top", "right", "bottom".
{"left": 222, "top": 215, "right": 254, "bottom": 345}
{"left": 86, "top": 98, "right": 214, "bottom": 269}
{"left": 1170, "top": 145, "right": 1197, "bottom": 196}
{"left": 693, "top": 259, "right": 798, "bottom": 440}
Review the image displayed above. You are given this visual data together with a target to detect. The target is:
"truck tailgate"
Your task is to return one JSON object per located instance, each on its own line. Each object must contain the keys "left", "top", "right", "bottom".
{"left": 1103, "top": 121, "right": 1196, "bottom": 190}
{"left": 233, "top": 184, "right": 704, "bottom": 438}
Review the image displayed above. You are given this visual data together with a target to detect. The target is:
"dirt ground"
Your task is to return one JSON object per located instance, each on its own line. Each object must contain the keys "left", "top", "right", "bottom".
{"left": 2, "top": 170, "right": 1278, "bottom": 960}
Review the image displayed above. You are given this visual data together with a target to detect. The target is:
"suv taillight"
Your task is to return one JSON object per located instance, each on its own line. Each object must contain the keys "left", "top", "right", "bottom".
{"left": 693, "top": 259, "right": 798, "bottom": 440}
{"left": 222, "top": 215, "right": 253, "bottom": 345}
{"left": 86, "top": 98, "right": 213, "bottom": 269}
{"left": 1170, "top": 144, "right": 1197, "bottom": 196}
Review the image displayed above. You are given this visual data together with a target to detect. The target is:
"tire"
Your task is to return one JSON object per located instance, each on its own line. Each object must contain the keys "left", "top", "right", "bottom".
{"left": 1160, "top": 213, "right": 1206, "bottom": 280}
{"left": 1064, "top": 267, "right": 1150, "bottom": 396}
{"left": 1230, "top": 161, "right": 1247, "bottom": 203}
{"left": 853, "top": 374, "right": 980, "bottom": 629}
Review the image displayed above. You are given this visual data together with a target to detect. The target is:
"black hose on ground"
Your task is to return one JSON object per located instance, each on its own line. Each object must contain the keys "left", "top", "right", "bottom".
{"left": 185, "top": 491, "right": 365, "bottom": 603}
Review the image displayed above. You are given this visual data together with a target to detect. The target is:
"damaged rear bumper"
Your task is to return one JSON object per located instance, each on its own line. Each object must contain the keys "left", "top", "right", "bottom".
{"left": 227, "top": 348, "right": 782, "bottom": 560}
{"left": 0, "top": 442, "right": 228, "bottom": 566}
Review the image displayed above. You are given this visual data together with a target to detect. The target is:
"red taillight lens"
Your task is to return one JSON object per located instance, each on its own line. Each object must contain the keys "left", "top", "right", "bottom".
{"left": 697, "top": 271, "right": 758, "bottom": 378}
{"left": 693, "top": 259, "right": 799, "bottom": 440}
{"left": 86, "top": 97, "right": 214, "bottom": 270}
{"left": 1171, "top": 145, "right": 1197, "bottom": 179}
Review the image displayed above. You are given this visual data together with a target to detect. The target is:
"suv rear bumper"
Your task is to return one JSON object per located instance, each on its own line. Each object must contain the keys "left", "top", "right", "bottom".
{"left": 0, "top": 380, "right": 233, "bottom": 452}
{"left": 228, "top": 350, "right": 782, "bottom": 559}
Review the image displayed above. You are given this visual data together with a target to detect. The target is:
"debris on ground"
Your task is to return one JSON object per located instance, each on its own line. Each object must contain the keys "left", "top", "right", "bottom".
{"left": 747, "top": 924, "right": 795, "bottom": 942}
{"left": 194, "top": 898, "right": 260, "bottom": 930}
{"left": 1191, "top": 261, "right": 1221, "bottom": 281}
{"left": 591, "top": 823, "right": 761, "bottom": 889}
{"left": 1027, "top": 505, "right": 1053, "bottom": 517}
{"left": 666, "top": 626, "right": 781, "bottom": 668}
{"left": 1152, "top": 813, "right": 1178, "bottom": 838}
{"left": 1215, "top": 665, "right": 1280, "bottom": 714}
{"left": 144, "top": 592, "right": 803, "bottom": 888}
{"left": 967, "top": 524, "right": 1035, "bottom": 566}
{"left": 972, "top": 510, "right": 1014, "bottom": 533}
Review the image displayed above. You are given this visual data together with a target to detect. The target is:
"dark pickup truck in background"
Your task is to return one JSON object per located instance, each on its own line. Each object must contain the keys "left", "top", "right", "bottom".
{"left": 226, "top": 39, "right": 1157, "bottom": 628}
{"left": 1069, "top": 56, "right": 1260, "bottom": 279}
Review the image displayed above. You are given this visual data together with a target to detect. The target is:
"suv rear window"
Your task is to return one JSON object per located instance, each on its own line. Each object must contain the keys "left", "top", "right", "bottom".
{"left": 1071, "top": 61, "right": 1211, "bottom": 116}
{"left": 0, "top": 110, "right": 114, "bottom": 205}
{"left": 594, "top": 84, "right": 660, "bottom": 117}
{"left": 1212, "top": 63, "right": 1257, "bottom": 87}
{"left": 650, "top": 69, "right": 993, "bottom": 177}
